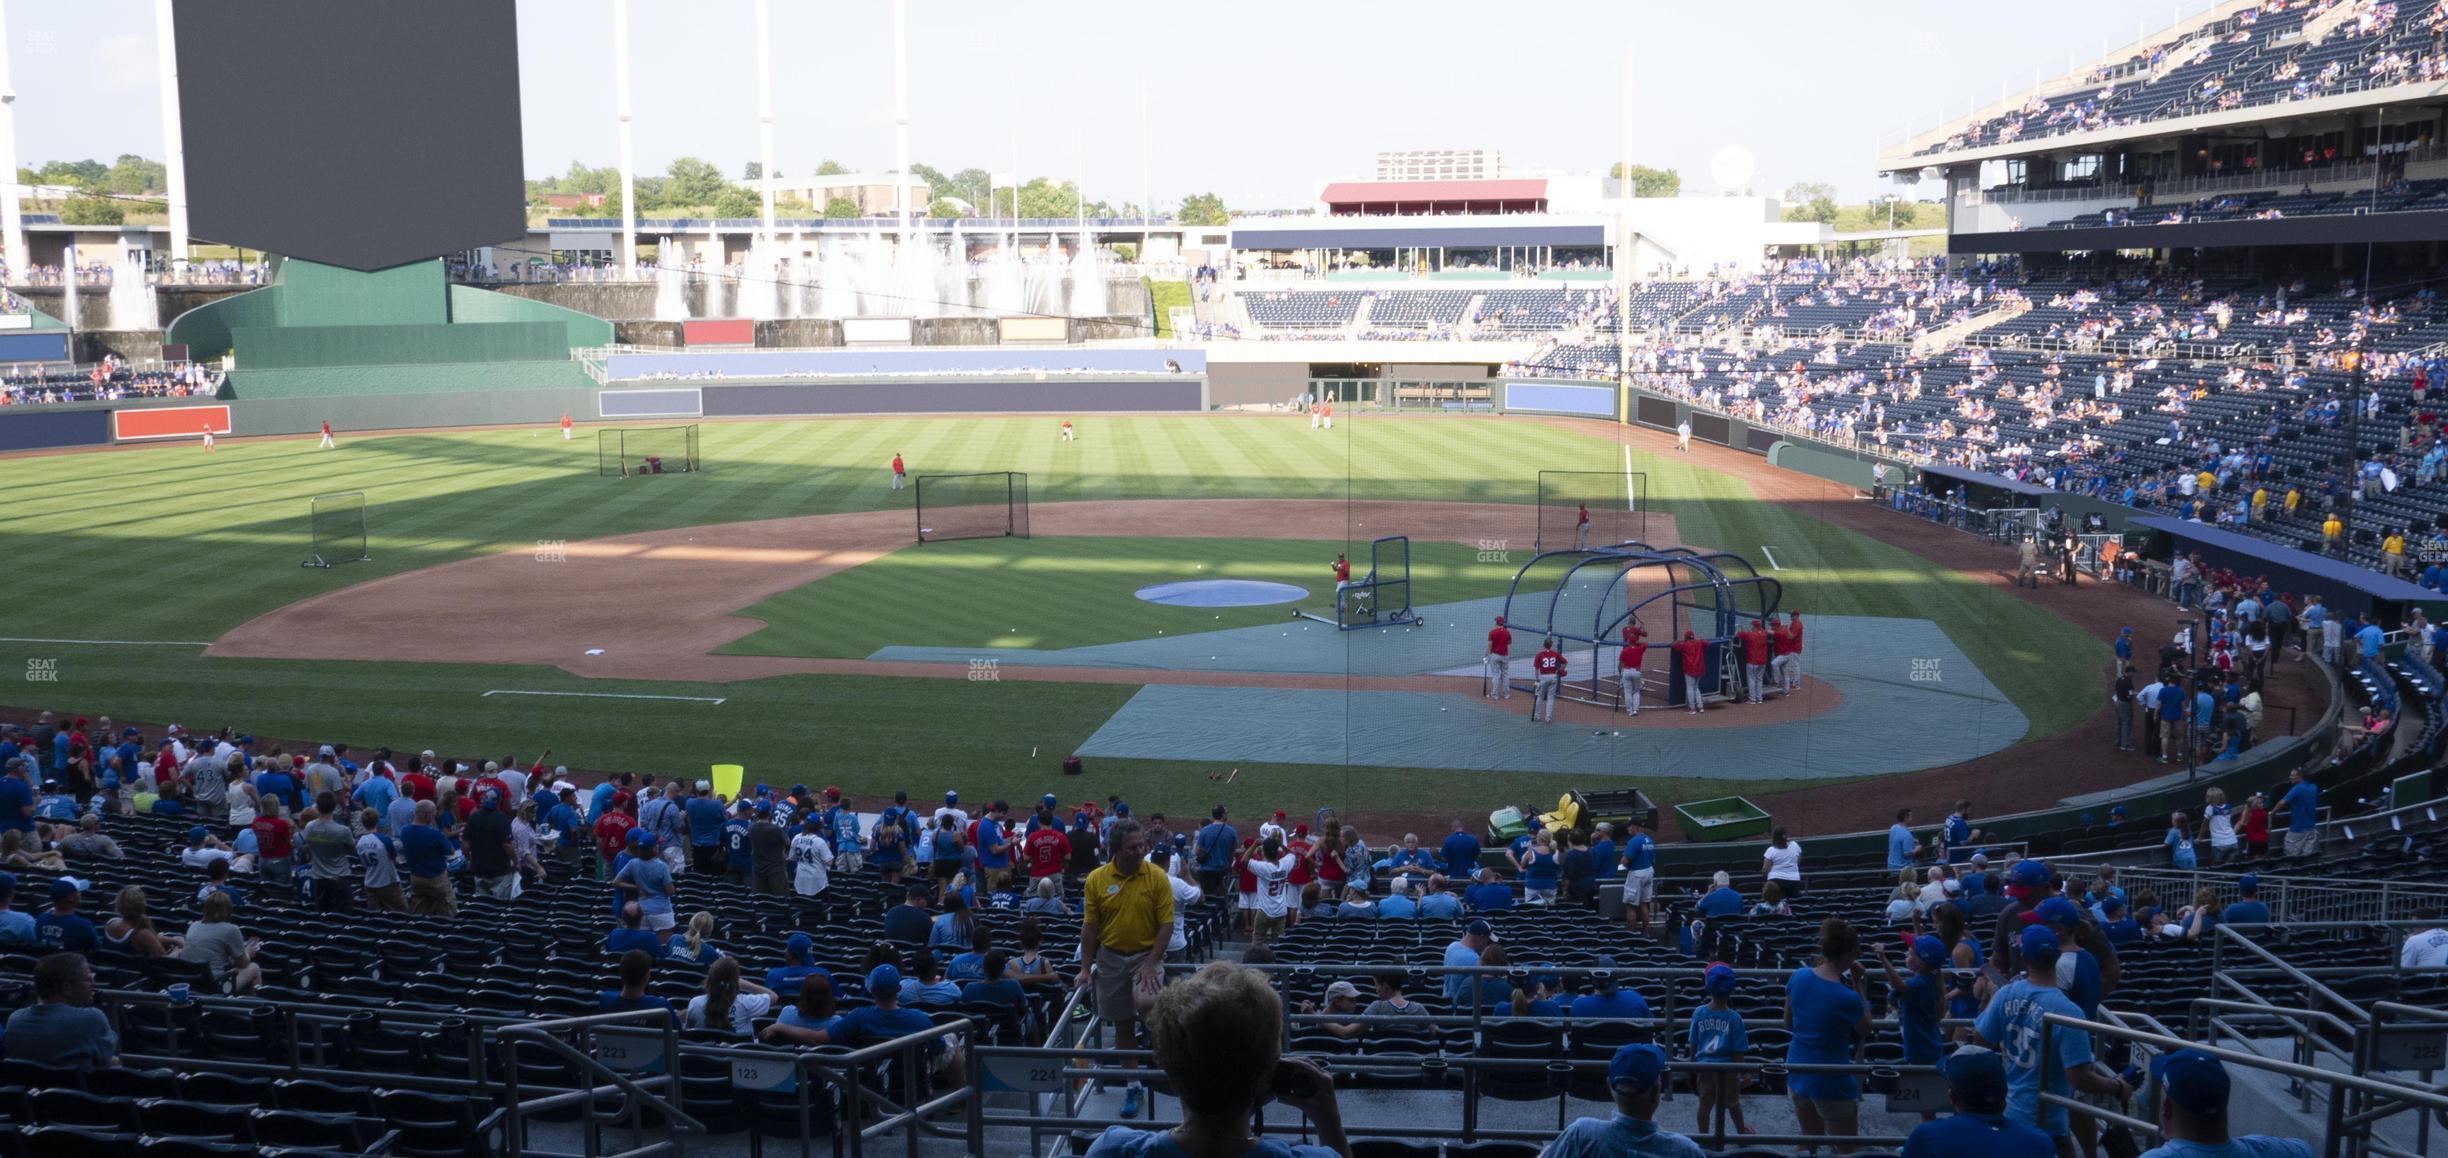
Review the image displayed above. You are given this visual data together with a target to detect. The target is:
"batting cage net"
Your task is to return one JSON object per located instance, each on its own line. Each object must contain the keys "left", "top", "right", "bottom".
{"left": 1536, "top": 469, "right": 1648, "bottom": 552}
{"left": 915, "top": 472, "right": 1031, "bottom": 543}
{"left": 597, "top": 425, "right": 701, "bottom": 477}
{"left": 303, "top": 490, "right": 370, "bottom": 569}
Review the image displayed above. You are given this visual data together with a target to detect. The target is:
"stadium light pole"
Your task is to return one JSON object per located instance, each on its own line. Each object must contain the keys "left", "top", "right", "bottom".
{"left": 755, "top": 0, "right": 776, "bottom": 239}
{"left": 614, "top": 0, "right": 638, "bottom": 277}
{"left": 0, "top": 0, "right": 23, "bottom": 279}
{"left": 1616, "top": 42, "right": 1634, "bottom": 422}
{"left": 153, "top": 0, "right": 188, "bottom": 272}
{"left": 892, "top": 0, "right": 911, "bottom": 235}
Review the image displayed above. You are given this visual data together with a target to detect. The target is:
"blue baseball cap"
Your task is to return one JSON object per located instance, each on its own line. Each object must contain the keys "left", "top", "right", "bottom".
{"left": 2236, "top": 874, "right": 2260, "bottom": 893}
{"left": 1041, "top": 793, "right": 1058, "bottom": 808}
{"left": 2151, "top": 1049, "right": 2230, "bottom": 1117}
{"left": 756, "top": 802, "right": 775, "bottom": 816}
{"left": 1944, "top": 1046, "right": 2009, "bottom": 1106}
{"left": 1465, "top": 918, "right": 1492, "bottom": 937}
{"left": 1909, "top": 935, "right": 1948, "bottom": 969}
{"left": 1702, "top": 964, "right": 1737, "bottom": 996}
{"left": 790, "top": 784, "right": 807, "bottom": 796}
{"left": 866, "top": 964, "right": 902, "bottom": 996}
{"left": 2033, "top": 897, "right": 2083, "bottom": 928}
{"left": 632, "top": 831, "right": 656, "bottom": 850}
{"left": 784, "top": 932, "right": 814, "bottom": 959}
{"left": 47, "top": 878, "right": 84, "bottom": 903}
{"left": 2101, "top": 895, "right": 2127, "bottom": 916}
{"left": 1607, "top": 1044, "right": 1666, "bottom": 1095}
{"left": 2009, "top": 859, "right": 2052, "bottom": 888}
{"left": 187, "top": 826, "right": 209, "bottom": 842}
{"left": 944, "top": 790, "right": 958, "bottom": 803}
{"left": 0, "top": 871, "right": 17, "bottom": 899}
{"left": 2018, "top": 925, "right": 2060, "bottom": 967}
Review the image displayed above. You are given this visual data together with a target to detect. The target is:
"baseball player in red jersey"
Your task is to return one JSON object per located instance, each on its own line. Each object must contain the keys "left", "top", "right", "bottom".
{"left": 1782, "top": 614, "right": 1801, "bottom": 695}
{"left": 1671, "top": 631, "right": 1708, "bottom": 713}
{"left": 1484, "top": 615, "right": 1514, "bottom": 699}
{"left": 1060, "top": 419, "right": 1074, "bottom": 442}
{"left": 1530, "top": 638, "right": 1566, "bottom": 723}
{"left": 1736, "top": 619, "right": 1772, "bottom": 703}
{"left": 318, "top": 420, "right": 335, "bottom": 449}
{"left": 200, "top": 420, "right": 215, "bottom": 452}
{"left": 1321, "top": 401, "right": 1333, "bottom": 430}
{"left": 560, "top": 412, "right": 574, "bottom": 441}
{"left": 1309, "top": 401, "right": 1323, "bottom": 429}
{"left": 1332, "top": 553, "right": 1352, "bottom": 597}
{"left": 1778, "top": 611, "right": 1805, "bottom": 695}
{"left": 1576, "top": 502, "right": 1592, "bottom": 549}
{"left": 1618, "top": 624, "right": 1648, "bottom": 715}
{"left": 890, "top": 452, "right": 907, "bottom": 491}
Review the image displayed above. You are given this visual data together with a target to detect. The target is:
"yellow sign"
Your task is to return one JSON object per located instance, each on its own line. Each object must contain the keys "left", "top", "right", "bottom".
{"left": 710, "top": 763, "right": 745, "bottom": 800}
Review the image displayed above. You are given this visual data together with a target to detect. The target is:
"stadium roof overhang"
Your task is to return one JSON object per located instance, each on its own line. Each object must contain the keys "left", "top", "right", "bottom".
{"left": 1950, "top": 209, "right": 2448, "bottom": 255}
{"left": 2133, "top": 515, "right": 2440, "bottom": 615}
{"left": 1880, "top": 79, "right": 2448, "bottom": 173}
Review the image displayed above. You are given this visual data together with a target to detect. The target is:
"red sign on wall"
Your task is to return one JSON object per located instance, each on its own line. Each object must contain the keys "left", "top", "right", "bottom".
{"left": 682, "top": 319, "right": 755, "bottom": 347}
{"left": 113, "top": 404, "right": 233, "bottom": 442}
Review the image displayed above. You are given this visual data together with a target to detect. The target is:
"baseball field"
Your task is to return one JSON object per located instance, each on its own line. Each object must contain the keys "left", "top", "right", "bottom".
{"left": 0, "top": 413, "right": 2108, "bottom": 828}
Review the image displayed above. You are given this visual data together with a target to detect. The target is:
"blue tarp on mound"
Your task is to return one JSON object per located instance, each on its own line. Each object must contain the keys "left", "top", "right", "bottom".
{"left": 1063, "top": 616, "right": 2027, "bottom": 779}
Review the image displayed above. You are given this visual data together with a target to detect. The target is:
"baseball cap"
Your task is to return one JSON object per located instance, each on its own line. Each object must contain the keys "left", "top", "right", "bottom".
{"left": 2101, "top": 895, "right": 2127, "bottom": 915}
{"left": 824, "top": 786, "right": 842, "bottom": 799}
{"left": 785, "top": 932, "right": 814, "bottom": 959}
{"left": 0, "top": 871, "right": 18, "bottom": 899}
{"left": 318, "top": 745, "right": 334, "bottom": 756}
{"left": 2033, "top": 897, "right": 2083, "bottom": 928}
{"left": 945, "top": 790, "right": 959, "bottom": 803}
{"left": 1324, "top": 980, "right": 1362, "bottom": 1000}
{"left": 695, "top": 780, "right": 711, "bottom": 792}
{"left": 1607, "top": 1044, "right": 1667, "bottom": 1095}
{"left": 2151, "top": 1049, "right": 2230, "bottom": 1118}
{"left": 791, "top": 784, "right": 808, "bottom": 796}
{"left": 1273, "top": 810, "right": 1286, "bottom": 820}
{"left": 1465, "top": 918, "right": 1492, "bottom": 938}
{"left": 48, "top": 878, "right": 86, "bottom": 902}
{"left": 2018, "top": 925, "right": 2061, "bottom": 967}
{"left": 1702, "top": 963, "right": 1738, "bottom": 995}
{"left": 1909, "top": 935, "right": 1948, "bottom": 969}
{"left": 756, "top": 802, "right": 775, "bottom": 816}
{"left": 1944, "top": 1046, "right": 2009, "bottom": 1106}
{"left": 734, "top": 799, "right": 753, "bottom": 813}
{"left": 2009, "top": 859, "right": 2052, "bottom": 887}
{"left": 630, "top": 830, "right": 655, "bottom": 850}
{"left": 187, "top": 826, "right": 209, "bottom": 842}
{"left": 2236, "top": 873, "right": 2260, "bottom": 892}
{"left": 866, "top": 964, "right": 902, "bottom": 995}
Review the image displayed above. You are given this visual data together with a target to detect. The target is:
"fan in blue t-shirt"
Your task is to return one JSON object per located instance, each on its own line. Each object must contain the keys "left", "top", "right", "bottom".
{"left": 1900, "top": 1047, "right": 2053, "bottom": 1158}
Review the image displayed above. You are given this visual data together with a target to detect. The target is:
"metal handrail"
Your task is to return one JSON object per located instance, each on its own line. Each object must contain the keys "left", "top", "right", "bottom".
{"left": 498, "top": 1007, "right": 698, "bottom": 1158}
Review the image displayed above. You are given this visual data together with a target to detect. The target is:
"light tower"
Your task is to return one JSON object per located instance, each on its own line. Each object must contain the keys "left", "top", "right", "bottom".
{"left": 615, "top": 0, "right": 638, "bottom": 275}
{"left": 892, "top": 0, "right": 911, "bottom": 234}
{"left": 0, "top": 0, "right": 26, "bottom": 277}
{"left": 155, "top": 0, "right": 189, "bottom": 270}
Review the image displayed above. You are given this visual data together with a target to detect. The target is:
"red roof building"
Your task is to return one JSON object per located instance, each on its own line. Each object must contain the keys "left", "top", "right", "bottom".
{"left": 1318, "top": 178, "right": 1549, "bottom": 216}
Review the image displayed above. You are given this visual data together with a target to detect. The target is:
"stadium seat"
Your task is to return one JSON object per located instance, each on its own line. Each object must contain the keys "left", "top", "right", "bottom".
{"left": 25, "top": 1089, "right": 140, "bottom": 1133}
{"left": 373, "top": 1088, "right": 495, "bottom": 1157}
{"left": 17, "top": 1126, "right": 136, "bottom": 1158}
{"left": 133, "top": 1100, "right": 255, "bottom": 1143}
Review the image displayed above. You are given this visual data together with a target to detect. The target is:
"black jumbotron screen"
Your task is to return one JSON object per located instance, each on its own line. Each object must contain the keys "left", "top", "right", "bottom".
{"left": 172, "top": 0, "right": 527, "bottom": 272}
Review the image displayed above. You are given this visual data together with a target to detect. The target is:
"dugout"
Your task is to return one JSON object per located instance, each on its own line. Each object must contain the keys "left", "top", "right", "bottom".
{"left": 1499, "top": 544, "right": 1782, "bottom": 708}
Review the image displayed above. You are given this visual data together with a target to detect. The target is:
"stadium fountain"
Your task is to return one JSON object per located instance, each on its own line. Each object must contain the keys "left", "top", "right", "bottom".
{"left": 111, "top": 250, "right": 159, "bottom": 331}
{"left": 736, "top": 238, "right": 780, "bottom": 322}
{"left": 652, "top": 244, "right": 689, "bottom": 320}
{"left": 1068, "top": 236, "right": 1107, "bottom": 318}
{"left": 980, "top": 240, "right": 1026, "bottom": 317}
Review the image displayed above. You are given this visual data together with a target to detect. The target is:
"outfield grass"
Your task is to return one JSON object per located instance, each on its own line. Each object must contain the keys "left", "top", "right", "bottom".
{"left": 0, "top": 414, "right": 2101, "bottom": 820}
{"left": 721, "top": 536, "right": 1523, "bottom": 656}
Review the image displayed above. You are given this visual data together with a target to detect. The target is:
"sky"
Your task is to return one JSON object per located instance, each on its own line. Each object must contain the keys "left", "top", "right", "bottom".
{"left": 10, "top": 0, "right": 2207, "bottom": 211}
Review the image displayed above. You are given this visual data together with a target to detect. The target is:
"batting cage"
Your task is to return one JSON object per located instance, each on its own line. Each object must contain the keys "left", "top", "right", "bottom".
{"left": 1535, "top": 469, "right": 1648, "bottom": 553}
{"left": 1499, "top": 545, "right": 1780, "bottom": 708}
{"left": 915, "top": 472, "right": 1031, "bottom": 543}
{"left": 302, "top": 490, "right": 370, "bottom": 569}
{"left": 1295, "top": 535, "right": 1423, "bottom": 630}
{"left": 597, "top": 425, "right": 701, "bottom": 477}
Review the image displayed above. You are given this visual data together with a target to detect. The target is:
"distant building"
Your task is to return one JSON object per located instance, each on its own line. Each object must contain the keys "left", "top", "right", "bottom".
{"left": 541, "top": 193, "right": 607, "bottom": 210}
{"left": 1374, "top": 149, "right": 1503, "bottom": 182}
{"left": 760, "top": 173, "right": 936, "bottom": 216}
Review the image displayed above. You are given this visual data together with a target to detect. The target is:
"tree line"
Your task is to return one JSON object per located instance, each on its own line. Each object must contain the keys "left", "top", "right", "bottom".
{"left": 14, "top": 155, "right": 169, "bottom": 225}
{"left": 529, "top": 157, "right": 1230, "bottom": 225}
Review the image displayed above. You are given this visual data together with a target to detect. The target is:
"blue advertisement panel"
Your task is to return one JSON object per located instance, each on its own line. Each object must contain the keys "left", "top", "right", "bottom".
{"left": 0, "top": 332, "right": 72, "bottom": 363}
{"left": 700, "top": 379, "right": 1201, "bottom": 416}
{"left": 0, "top": 407, "right": 111, "bottom": 452}
{"left": 1503, "top": 381, "right": 1614, "bottom": 417}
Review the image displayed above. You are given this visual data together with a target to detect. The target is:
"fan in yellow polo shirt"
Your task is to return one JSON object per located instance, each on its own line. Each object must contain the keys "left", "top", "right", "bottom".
{"left": 1075, "top": 819, "right": 1177, "bottom": 1118}
{"left": 2384, "top": 531, "right": 2407, "bottom": 576}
